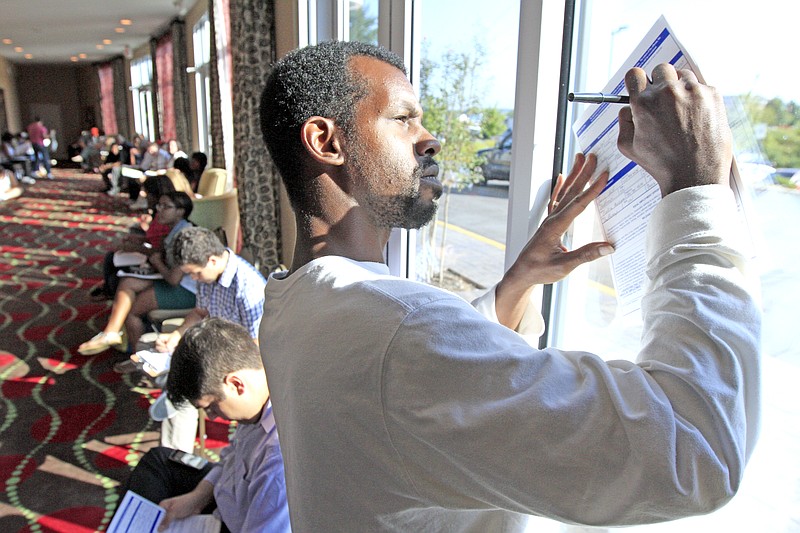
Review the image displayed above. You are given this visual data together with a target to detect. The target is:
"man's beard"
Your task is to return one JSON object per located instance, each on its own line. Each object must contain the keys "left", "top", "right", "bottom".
{"left": 347, "top": 149, "right": 439, "bottom": 230}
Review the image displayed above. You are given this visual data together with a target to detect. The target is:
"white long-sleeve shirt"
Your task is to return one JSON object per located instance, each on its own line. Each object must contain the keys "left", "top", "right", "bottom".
{"left": 259, "top": 185, "right": 761, "bottom": 532}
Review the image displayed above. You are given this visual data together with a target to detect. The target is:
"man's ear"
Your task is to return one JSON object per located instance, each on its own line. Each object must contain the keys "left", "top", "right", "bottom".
{"left": 301, "top": 116, "right": 345, "bottom": 166}
{"left": 223, "top": 373, "right": 246, "bottom": 396}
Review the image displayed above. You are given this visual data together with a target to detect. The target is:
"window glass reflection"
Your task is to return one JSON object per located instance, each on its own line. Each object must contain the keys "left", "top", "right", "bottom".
{"left": 349, "top": 0, "right": 378, "bottom": 45}
{"left": 556, "top": 2, "right": 800, "bottom": 531}
{"left": 415, "top": 0, "right": 520, "bottom": 301}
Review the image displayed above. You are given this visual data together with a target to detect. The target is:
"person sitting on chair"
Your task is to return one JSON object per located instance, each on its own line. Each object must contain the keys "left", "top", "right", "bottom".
{"left": 120, "top": 318, "right": 290, "bottom": 533}
{"left": 91, "top": 175, "right": 176, "bottom": 301}
{"left": 78, "top": 191, "right": 197, "bottom": 355}
{"left": 149, "top": 226, "right": 267, "bottom": 453}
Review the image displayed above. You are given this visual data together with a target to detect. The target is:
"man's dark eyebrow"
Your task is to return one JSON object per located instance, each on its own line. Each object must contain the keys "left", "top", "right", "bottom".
{"left": 391, "top": 98, "right": 422, "bottom": 116}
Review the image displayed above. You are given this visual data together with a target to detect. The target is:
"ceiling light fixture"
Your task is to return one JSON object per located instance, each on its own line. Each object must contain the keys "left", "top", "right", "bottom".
{"left": 70, "top": 56, "right": 78, "bottom": 62}
{"left": 96, "top": 44, "right": 104, "bottom": 49}
{"left": 2, "top": 39, "right": 12, "bottom": 45}
{"left": 120, "top": 19, "right": 132, "bottom": 26}
{"left": 79, "top": 53, "right": 87, "bottom": 59}
{"left": 103, "top": 39, "right": 112, "bottom": 45}
{"left": 14, "top": 46, "right": 23, "bottom": 53}
{"left": 115, "top": 27, "right": 125, "bottom": 33}
{"left": 24, "top": 54, "right": 32, "bottom": 59}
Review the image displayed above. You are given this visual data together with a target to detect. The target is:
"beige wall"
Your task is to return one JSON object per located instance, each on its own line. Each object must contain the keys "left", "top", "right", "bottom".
{"left": 0, "top": 56, "right": 21, "bottom": 134}
{"left": 15, "top": 63, "right": 97, "bottom": 159}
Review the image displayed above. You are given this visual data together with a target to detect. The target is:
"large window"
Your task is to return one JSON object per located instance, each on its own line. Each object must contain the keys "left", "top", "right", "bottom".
{"left": 553, "top": 2, "right": 800, "bottom": 531}
{"left": 296, "top": 3, "right": 799, "bottom": 531}
{"left": 130, "top": 56, "right": 155, "bottom": 141}
{"left": 413, "top": 0, "right": 519, "bottom": 301}
{"left": 192, "top": 14, "right": 212, "bottom": 157}
{"left": 347, "top": 0, "right": 379, "bottom": 44}
{"left": 155, "top": 33, "right": 175, "bottom": 142}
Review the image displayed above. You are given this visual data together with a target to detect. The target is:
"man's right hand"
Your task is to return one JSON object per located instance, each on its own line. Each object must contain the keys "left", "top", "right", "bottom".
{"left": 158, "top": 483, "right": 212, "bottom": 531}
{"left": 155, "top": 331, "right": 181, "bottom": 353}
{"left": 617, "top": 63, "right": 732, "bottom": 197}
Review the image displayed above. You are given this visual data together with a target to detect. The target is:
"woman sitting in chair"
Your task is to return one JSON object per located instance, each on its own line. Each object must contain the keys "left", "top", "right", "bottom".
{"left": 79, "top": 191, "right": 197, "bottom": 355}
{"left": 92, "top": 175, "right": 176, "bottom": 300}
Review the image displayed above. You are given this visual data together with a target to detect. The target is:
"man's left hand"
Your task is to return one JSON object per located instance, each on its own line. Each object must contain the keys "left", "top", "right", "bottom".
{"left": 494, "top": 152, "right": 613, "bottom": 329}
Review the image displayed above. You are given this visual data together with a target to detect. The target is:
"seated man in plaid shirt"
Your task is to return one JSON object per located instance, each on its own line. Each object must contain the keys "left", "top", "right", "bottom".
{"left": 152, "top": 225, "right": 268, "bottom": 452}
{"left": 157, "top": 226, "right": 267, "bottom": 351}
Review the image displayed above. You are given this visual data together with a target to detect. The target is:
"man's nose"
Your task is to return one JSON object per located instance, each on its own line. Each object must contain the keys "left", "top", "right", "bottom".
{"left": 416, "top": 132, "right": 441, "bottom": 158}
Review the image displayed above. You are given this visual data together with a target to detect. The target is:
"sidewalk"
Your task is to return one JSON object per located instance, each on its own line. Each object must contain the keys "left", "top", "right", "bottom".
{"left": 427, "top": 219, "right": 506, "bottom": 301}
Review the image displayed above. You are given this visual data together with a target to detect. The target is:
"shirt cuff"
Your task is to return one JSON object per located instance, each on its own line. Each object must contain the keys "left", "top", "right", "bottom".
{"left": 472, "top": 285, "right": 545, "bottom": 342}
{"left": 647, "top": 184, "right": 746, "bottom": 259}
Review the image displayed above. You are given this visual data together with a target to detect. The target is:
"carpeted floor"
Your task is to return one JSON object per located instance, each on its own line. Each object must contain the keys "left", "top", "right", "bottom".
{"left": 0, "top": 168, "right": 231, "bottom": 532}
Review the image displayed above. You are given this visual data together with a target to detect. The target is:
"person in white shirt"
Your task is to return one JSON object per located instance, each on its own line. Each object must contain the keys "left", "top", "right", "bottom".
{"left": 257, "top": 40, "right": 761, "bottom": 532}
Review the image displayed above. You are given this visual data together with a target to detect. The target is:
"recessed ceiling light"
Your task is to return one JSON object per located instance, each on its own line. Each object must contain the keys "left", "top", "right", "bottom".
{"left": 120, "top": 19, "right": 132, "bottom": 26}
{"left": 14, "top": 46, "right": 23, "bottom": 53}
{"left": 115, "top": 27, "right": 125, "bottom": 33}
{"left": 2, "top": 39, "right": 12, "bottom": 45}
{"left": 24, "top": 54, "right": 32, "bottom": 59}
{"left": 96, "top": 44, "right": 104, "bottom": 49}
{"left": 103, "top": 39, "right": 112, "bottom": 45}
{"left": 79, "top": 53, "right": 87, "bottom": 59}
{"left": 70, "top": 56, "right": 78, "bottom": 62}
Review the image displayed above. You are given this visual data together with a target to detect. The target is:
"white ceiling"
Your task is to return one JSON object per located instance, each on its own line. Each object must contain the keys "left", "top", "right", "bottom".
{"left": 0, "top": 0, "right": 188, "bottom": 65}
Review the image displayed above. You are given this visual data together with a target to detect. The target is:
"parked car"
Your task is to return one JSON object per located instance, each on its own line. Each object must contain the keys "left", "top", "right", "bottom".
{"left": 477, "top": 129, "right": 512, "bottom": 182}
{"left": 769, "top": 167, "right": 800, "bottom": 186}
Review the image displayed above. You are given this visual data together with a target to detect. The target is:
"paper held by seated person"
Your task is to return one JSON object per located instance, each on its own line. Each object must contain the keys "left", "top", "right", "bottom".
{"left": 131, "top": 349, "right": 171, "bottom": 377}
{"left": 113, "top": 251, "right": 149, "bottom": 267}
{"left": 117, "top": 264, "right": 163, "bottom": 280}
{"left": 108, "top": 490, "right": 220, "bottom": 533}
{"left": 572, "top": 15, "right": 754, "bottom": 316}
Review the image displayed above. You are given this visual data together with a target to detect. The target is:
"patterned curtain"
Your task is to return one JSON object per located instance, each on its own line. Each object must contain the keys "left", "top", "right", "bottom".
{"left": 97, "top": 63, "right": 117, "bottom": 134}
{"left": 208, "top": 0, "right": 225, "bottom": 169}
{"left": 230, "top": 0, "right": 281, "bottom": 270}
{"left": 111, "top": 57, "right": 131, "bottom": 138}
{"left": 171, "top": 19, "right": 192, "bottom": 151}
{"left": 149, "top": 38, "right": 161, "bottom": 142}
{"left": 155, "top": 33, "right": 175, "bottom": 142}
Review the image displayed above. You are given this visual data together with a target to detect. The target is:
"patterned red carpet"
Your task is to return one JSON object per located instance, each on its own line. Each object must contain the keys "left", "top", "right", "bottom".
{"left": 0, "top": 168, "right": 230, "bottom": 532}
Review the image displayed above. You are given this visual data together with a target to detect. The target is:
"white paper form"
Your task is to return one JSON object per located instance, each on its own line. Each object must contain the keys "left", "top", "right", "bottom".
{"left": 108, "top": 490, "right": 221, "bottom": 533}
{"left": 573, "top": 16, "right": 710, "bottom": 316}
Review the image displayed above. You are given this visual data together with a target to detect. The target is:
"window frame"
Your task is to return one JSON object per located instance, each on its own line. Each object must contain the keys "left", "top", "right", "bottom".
{"left": 130, "top": 55, "right": 156, "bottom": 141}
{"left": 301, "top": 1, "right": 568, "bottom": 301}
{"left": 192, "top": 14, "right": 213, "bottom": 157}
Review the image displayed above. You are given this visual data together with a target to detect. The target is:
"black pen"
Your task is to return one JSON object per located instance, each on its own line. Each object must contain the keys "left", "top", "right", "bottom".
{"left": 568, "top": 92, "right": 630, "bottom": 104}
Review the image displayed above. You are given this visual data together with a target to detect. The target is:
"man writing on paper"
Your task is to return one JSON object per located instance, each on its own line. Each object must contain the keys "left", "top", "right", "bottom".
{"left": 258, "top": 40, "right": 760, "bottom": 531}
{"left": 121, "top": 318, "right": 290, "bottom": 532}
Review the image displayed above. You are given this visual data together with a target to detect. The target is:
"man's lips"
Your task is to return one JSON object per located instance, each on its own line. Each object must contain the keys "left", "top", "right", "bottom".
{"left": 420, "top": 164, "right": 440, "bottom": 179}
{"left": 419, "top": 165, "right": 443, "bottom": 199}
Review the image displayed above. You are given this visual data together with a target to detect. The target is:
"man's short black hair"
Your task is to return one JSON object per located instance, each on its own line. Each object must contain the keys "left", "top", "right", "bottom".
{"left": 190, "top": 151, "right": 208, "bottom": 171}
{"left": 172, "top": 157, "right": 192, "bottom": 179}
{"left": 172, "top": 226, "right": 226, "bottom": 267}
{"left": 167, "top": 318, "right": 263, "bottom": 407}
{"left": 164, "top": 190, "right": 194, "bottom": 219}
{"left": 142, "top": 174, "right": 176, "bottom": 198}
{"left": 259, "top": 40, "right": 406, "bottom": 213}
